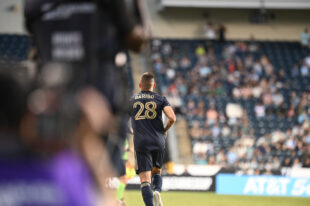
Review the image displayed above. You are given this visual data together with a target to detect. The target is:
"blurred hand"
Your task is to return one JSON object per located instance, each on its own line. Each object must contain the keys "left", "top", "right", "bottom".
{"left": 78, "top": 87, "right": 113, "bottom": 134}
{"left": 164, "top": 131, "right": 168, "bottom": 137}
{"left": 125, "top": 25, "right": 150, "bottom": 52}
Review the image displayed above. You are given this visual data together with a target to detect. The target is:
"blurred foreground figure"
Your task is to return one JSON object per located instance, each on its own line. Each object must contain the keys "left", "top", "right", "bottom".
{"left": 24, "top": 0, "right": 149, "bottom": 178}
{"left": 0, "top": 72, "right": 101, "bottom": 206}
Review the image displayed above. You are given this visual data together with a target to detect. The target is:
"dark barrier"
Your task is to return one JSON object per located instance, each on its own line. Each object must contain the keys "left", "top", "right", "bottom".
{"left": 126, "top": 175, "right": 216, "bottom": 191}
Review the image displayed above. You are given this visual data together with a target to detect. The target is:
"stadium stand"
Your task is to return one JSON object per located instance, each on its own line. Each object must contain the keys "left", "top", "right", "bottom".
{"left": 0, "top": 34, "right": 29, "bottom": 61}
{"left": 1, "top": 32, "right": 310, "bottom": 175}
{"left": 0, "top": 33, "right": 135, "bottom": 89}
{"left": 151, "top": 38, "right": 310, "bottom": 174}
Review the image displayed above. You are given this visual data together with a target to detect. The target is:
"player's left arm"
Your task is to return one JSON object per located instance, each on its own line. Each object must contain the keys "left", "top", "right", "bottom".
{"left": 163, "top": 105, "right": 176, "bottom": 136}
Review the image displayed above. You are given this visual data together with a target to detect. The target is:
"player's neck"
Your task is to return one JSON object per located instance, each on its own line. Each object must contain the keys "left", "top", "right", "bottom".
{"left": 141, "top": 90, "right": 153, "bottom": 92}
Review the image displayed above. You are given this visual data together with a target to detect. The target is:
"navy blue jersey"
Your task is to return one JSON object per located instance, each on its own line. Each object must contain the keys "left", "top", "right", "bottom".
{"left": 130, "top": 91, "right": 170, "bottom": 152}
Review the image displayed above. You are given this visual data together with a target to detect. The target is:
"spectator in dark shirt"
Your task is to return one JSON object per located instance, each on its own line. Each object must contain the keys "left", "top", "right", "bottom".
{"left": 218, "top": 24, "right": 226, "bottom": 42}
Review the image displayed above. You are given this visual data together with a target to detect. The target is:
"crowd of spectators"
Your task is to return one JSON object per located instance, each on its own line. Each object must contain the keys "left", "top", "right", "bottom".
{"left": 151, "top": 38, "right": 310, "bottom": 174}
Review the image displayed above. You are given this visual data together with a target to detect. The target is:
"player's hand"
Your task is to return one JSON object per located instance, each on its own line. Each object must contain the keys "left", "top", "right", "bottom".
{"left": 164, "top": 131, "right": 168, "bottom": 137}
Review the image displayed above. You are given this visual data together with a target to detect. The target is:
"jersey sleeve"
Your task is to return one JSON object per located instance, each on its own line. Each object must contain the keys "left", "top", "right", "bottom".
{"left": 162, "top": 96, "right": 171, "bottom": 108}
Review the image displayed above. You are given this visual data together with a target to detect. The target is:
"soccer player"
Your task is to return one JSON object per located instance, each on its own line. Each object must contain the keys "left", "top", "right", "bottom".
{"left": 131, "top": 72, "right": 176, "bottom": 206}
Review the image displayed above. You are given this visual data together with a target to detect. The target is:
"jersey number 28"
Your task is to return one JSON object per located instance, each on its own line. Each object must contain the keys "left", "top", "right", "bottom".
{"left": 133, "top": 101, "right": 157, "bottom": 120}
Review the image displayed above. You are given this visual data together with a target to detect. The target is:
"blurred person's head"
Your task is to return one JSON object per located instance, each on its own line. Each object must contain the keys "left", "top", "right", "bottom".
{"left": 284, "top": 157, "right": 291, "bottom": 165}
{"left": 293, "top": 158, "right": 300, "bottom": 165}
{"left": 303, "top": 158, "right": 310, "bottom": 167}
{"left": 197, "top": 100, "right": 204, "bottom": 109}
{"left": 208, "top": 155, "right": 215, "bottom": 165}
{"left": 187, "top": 100, "right": 195, "bottom": 109}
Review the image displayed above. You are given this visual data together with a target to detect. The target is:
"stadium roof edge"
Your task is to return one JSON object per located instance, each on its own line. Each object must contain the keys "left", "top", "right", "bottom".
{"left": 160, "top": 0, "right": 310, "bottom": 10}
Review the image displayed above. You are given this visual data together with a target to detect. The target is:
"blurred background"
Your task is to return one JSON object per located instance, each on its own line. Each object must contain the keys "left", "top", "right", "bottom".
{"left": 1, "top": 0, "right": 310, "bottom": 205}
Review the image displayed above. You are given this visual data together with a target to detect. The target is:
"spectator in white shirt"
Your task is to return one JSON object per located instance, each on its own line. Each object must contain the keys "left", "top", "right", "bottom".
{"left": 300, "top": 28, "right": 309, "bottom": 48}
{"left": 305, "top": 55, "right": 310, "bottom": 68}
{"left": 254, "top": 102, "right": 265, "bottom": 118}
{"left": 204, "top": 22, "right": 216, "bottom": 40}
{"left": 300, "top": 62, "right": 309, "bottom": 77}
{"left": 193, "top": 140, "right": 208, "bottom": 156}
{"left": 272, "top": 91, "right": 284, "bottom": 107}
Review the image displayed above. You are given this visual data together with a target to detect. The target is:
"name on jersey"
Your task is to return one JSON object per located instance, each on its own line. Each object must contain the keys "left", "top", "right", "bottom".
{"left": 135, "top": 94, "right": 154, "bottom": 100}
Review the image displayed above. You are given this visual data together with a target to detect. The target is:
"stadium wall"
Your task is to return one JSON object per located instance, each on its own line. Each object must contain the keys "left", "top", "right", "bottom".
{"left": 0, "top": 0, "right": 308, "bottom": 40}
{"left": 126, "top": 165, "right": 310, "bottom": 197}
{"left": 161, "top": 0, "right": 310, "bottom": 10}
{"left": 0, "top": 0, "right": 25, "bottom": 34}
{"left": 146, "top": 1, "right": 310, "bottom": 41}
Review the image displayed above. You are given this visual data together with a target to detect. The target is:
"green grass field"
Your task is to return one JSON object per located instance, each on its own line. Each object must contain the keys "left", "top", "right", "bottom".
{"left": 125, "top": 191, "right": 310, "bottom": 206}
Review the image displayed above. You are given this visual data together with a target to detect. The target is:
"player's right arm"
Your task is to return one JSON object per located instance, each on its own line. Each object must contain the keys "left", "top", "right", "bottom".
{"left": 163, "top": 106, "right": 176, "bottom": 136}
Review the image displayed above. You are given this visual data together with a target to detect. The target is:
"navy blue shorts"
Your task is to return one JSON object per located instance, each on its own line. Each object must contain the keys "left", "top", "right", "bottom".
{"left": 135, "top": 150, "right": 164, "bottom": 174}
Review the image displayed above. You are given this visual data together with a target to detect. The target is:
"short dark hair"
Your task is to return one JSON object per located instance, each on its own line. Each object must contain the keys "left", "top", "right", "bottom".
{"left": 141, "top": 72, "right": 154, "bottom": 90}
{"left": 0, "top": 73, "right": 27, "bottom": 130}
